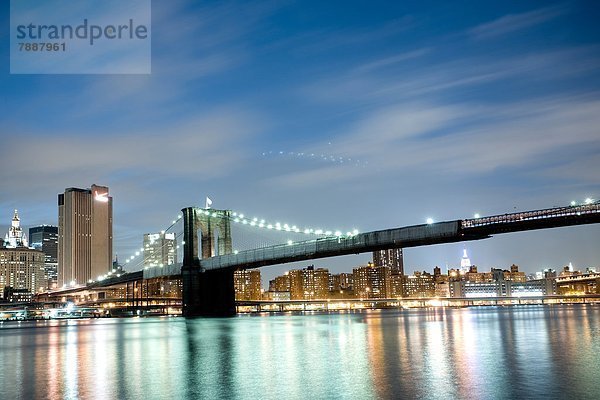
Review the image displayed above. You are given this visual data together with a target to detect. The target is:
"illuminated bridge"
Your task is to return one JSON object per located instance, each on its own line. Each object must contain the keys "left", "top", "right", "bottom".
{"left": 176, "top": 200, "right": 600, "bottom": 316}
{"left": 58, "top": 200, "right": 600, "bottom": 317}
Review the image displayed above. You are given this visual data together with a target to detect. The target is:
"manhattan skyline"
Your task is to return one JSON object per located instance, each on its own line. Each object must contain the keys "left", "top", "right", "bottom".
{"left": 1, "top": 0, "right": 599, "bottom": 284}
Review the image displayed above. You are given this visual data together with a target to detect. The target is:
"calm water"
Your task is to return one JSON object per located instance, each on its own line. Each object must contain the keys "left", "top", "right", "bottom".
{"left": 1, "top": 305, "right": 599, "bottom": 399}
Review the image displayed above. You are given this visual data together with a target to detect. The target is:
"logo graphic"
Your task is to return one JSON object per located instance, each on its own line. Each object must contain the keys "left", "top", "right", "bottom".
{"left": 10, "top": 0, "right": 151, "bottom": 74}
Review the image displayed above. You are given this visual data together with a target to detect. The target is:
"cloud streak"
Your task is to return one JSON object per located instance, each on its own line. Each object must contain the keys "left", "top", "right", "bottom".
{"left": 469, "top": 5, "right": 567, "bottom": 40}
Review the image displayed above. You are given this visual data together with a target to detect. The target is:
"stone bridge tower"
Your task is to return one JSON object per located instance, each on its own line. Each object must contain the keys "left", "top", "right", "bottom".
{"left": 181, "top": 207, "right": 236, "bottom": 317}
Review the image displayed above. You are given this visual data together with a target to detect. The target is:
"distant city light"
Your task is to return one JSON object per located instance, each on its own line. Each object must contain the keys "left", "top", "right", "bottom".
{"left": 570, "top": 201, "right": 577, "bottom": 206}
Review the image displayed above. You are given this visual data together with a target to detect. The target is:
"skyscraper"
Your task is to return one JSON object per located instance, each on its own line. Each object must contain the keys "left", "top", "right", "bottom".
{"left": 143, "top": 232, "right": 177, "bottom": 267}
{"left": 460, "top": 247, "right": 472, "bottom": 273}
{"left": 58, "top": 185, "right": 113, "bottom": 287}
{"left": 373, "top": 248, "right": 404, "bottom": 275}
{"left": 29, "top": 225, "right": 59, "bottom": 289}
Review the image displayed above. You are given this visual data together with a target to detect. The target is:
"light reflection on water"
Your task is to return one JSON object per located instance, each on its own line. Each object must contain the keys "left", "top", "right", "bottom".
{"left": 1, "top": 305, "right": 599, "bottom": 399}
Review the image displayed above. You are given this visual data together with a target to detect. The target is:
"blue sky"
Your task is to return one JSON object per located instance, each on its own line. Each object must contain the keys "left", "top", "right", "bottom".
{"left": 1, "top": 0, "right": 599, "bottom": 283}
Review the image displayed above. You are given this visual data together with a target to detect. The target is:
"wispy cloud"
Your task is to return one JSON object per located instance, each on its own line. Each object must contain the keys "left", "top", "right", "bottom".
{"left": 469, "top": 5, "right": 567, "bottom": 40}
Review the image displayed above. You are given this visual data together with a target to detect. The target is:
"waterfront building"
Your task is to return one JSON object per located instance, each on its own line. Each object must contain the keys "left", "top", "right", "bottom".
{"left": 1, "top": 211, "right": 45, "bottom": 298}
{"left": 29, "top": 225, "right": 59, "bottom": 289}
{"left": 353, "top": 263, "right": 391, "bottom": 299}
{"left": 403, "top": 271, "right": 436, "bottom": 298}
{"left": 58, "top": 185, "right": 113, "bottom": 287}
{"left": 373, "top": 248, "right": 404, "bottom": 275}
{"left": 143, "top": 232, "right": 177, "bottom": 267}
{"left": 234, "top": 269, "right": 262, "bottom": 301}
{"left": 289, "top": 265, "right": 329, "bottom": 300}
{"left": 451, "top": 278, "right": 554, "bottom": 298}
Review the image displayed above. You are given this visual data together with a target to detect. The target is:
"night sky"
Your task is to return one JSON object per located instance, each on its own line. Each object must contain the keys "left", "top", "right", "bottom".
{"left": 1, "top": 0, "right": 599, "bottom": 284}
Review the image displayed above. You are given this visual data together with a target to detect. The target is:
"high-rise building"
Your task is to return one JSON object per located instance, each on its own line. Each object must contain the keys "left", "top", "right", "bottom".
{"left": 460, "top": 247, "right": 472, "bottom": 272}
{"left": 373, "top": 248, "right": 403, "bottom": 275}
{"left": 1, "top": 212, "right": 45, "bottom": 298}
{"left": 58, "top": 185, "right": 113, "bottom": 287}
{"left": 143, "top": 232, "right": 177, "bottom": 267}
{"left": 353, "top": 263, "right": 391, "bottom": 299}
{"left": 289, "top": 265, "right": 329, "bottom": 300}
{"left": 234, "top": 269, "right": 262, "bottom": 301}
{"left": 29, "top": 225, "right": 59, "bottom": 289}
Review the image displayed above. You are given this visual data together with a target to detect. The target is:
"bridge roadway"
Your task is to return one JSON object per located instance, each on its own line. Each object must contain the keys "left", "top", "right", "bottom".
{"left": 191, "top": 201, "right": 600, "bottom": 272}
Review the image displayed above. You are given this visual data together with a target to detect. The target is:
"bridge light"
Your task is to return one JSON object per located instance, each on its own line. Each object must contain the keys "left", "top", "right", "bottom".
{"left": 253, "top": 217, "right": 258, "bottom": 222}
{"left": 474, "top": 213, "right": 480, "bottom": 218}
{"left": 426, "top": 218, "right": 434, "bottom": 225}
{"left": 287, "top": 240, "right": 293, "bottom": 245}
{"left": 304, "top": 229, "right": 310, "bottom": 234}
{"left": 570, "top": 201, "right": 577, "bottom": 206}
{"left": 585, "top": 198, "right": 593, "bottom": 204}
{"left": 182, "top": 241, "right": 185, "bottom": 245}
{"left": 325, "top": 230, "right": 332, "bottom": 235}
{"left": 315, "top": 229, "right": 323, "bottom": 235}
{"left": 353, "top": 229, "right": 359, "bottom": 235}
{"left": 233, "top": 212, "right": 237, "bottom": 217}
{"left": 135, "top": 251, "right": 140, "bottom": 256}
{"left": 178, "top": 215, "right": 182, "bottom": 219}
{"left": 267, "top": 224, "right": 273, "bottom": 229}
{"left": 161, "top": 230, "right": 165, "bottom": 234}
{"left": 346, "top": 231, "right": 352, "bottom": 236}
{"left": 172, "top": 220, "right": 176, "bottom": 224}
{"left": 239, "top": 214, "right": 244, "bottom": 218}
{"left": 335, "top": 231, "right": 342, "bottom": 236}
{"left": 234, "top": 250, "right": 239, "bottom": 254}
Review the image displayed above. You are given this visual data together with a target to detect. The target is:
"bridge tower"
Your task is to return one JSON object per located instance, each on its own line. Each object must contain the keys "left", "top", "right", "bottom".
{"left": 181, "top": 207, "right": 236, "bottom": 317}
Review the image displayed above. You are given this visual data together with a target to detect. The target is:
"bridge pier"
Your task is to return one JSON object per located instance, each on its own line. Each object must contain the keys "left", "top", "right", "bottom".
{"left": 182, "top": 266, "right": 236, "bottom": 317}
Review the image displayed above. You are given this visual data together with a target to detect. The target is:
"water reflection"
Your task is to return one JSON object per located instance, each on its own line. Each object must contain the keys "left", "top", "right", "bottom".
{"left": 1, "top": 306, "right": 599, "bottom": 399}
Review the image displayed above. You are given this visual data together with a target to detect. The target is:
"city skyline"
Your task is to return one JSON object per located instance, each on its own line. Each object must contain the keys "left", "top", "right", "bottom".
{"left": 1, "top": 0, "right": 599, "bottom": 285}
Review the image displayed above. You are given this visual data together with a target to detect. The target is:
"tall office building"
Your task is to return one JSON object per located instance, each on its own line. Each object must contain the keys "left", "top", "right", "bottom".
{"left": 58, "top": 185, "right": 113, "bottom": 287}
{"left": 143, "top": 232, "right": 177, "bottom": 267}
{"left": 373, "top": 248, "right": 404, "bottom": 275}
{"left": 29, "top": 225, "right": 59, "bottom": 289}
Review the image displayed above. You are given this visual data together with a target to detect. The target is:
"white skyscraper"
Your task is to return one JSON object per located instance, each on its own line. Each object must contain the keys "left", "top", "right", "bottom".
{"left": 460, "top": 247, "right": 472, "bottom": 272}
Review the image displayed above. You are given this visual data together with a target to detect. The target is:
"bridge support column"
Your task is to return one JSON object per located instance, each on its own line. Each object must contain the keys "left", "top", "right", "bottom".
{"left": 182, "top": 266, "right": 236, "bottom": 317}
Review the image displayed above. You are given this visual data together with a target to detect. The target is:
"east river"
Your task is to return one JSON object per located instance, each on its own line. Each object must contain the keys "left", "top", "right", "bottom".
{"left": 1, "top": 305, "right": 599, "bottom": 399}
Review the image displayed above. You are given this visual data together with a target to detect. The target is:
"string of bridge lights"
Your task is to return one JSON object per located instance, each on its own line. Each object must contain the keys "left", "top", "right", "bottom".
{"left": 196, "top": 208, "right": 359, "bottom": 238}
